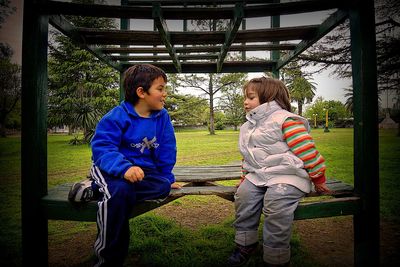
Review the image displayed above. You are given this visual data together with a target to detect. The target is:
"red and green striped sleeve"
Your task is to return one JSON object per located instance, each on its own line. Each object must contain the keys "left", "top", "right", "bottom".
{"left": 282, "top": 118, "right": 326, "bottom": 184}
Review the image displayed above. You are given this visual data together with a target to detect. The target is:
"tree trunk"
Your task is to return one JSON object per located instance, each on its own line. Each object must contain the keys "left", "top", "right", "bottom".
{"left": 0, "top": 113, "right": 7, "bottom": 137}
{"left": 0, "top": 123, "right": 6, "bottom": 137}
{"left": 297, "top": 102, "right": 303, "bottom": 116}
{"left": 208, "top": 75, "right": 215, "bottom": 135}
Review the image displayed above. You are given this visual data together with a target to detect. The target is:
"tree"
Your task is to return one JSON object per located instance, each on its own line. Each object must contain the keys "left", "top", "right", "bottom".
{"left": 0, "top": 44, "right": 20, "bottom": 137}
{"left": 165, "top": 92, "right": 209, "bottom": 127}
{"left": 343, "top": 87, "right": 354, "bottom": 115}
{"left": 282, "top": 61, "right": 317, "bottom": 116}
{"left": 296, "top": 0, "right": 399, "bottom": 107}
{"left": 176, "top": 73, "right": 238, "bottom": 134}
{"left": 218, "top": 73, "right": 247, "bottom": 130}
{"left": 179, "top": 14, "right": 242, "bottom": 134}
{"left": 48, "top": 0, "right": 119, "bottom": 143}
{"left": 0, "top": 0, "right": 16, "bottom": 29}
{"left": 304, "top": 97, "right": 351, "bottom": 127}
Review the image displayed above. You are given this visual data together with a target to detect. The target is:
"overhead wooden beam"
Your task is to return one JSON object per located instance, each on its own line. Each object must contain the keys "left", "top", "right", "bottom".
{"left": 78, "top": 25, "right": 318, "bottom": 46}
{"left": 110, "top": 54, "right": 218, "bottom": 61}
{"left": 120, "top": 61, "right": 276, "bottom": 73}
{"left": 217, "top": 3, "right": 244, "bottom": 72}
{"left": 48, "top": 15, "right": 123, "bottom": 72}
{"left": 100, "top": 44, "right": 297, "bottom": 54}
{"left": 152, "top": 3, "right": 181, "bottom": 72}
{"left": 276, "top": 9, "right": 348, "bottom": 70}
{"left": 39, "top": 0, "right": 351, "bottom": 20}
{"left": 127, "top": 0, "right": 274, "bottom": 5}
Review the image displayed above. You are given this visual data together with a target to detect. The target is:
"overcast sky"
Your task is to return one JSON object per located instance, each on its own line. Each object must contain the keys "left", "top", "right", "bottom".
{"left": 0, "top": 0, "right": 353, "bottom": 104}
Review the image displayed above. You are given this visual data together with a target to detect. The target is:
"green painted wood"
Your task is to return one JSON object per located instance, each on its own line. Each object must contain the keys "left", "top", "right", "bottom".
{"left": 217, "top": 3, "right": 244, "bottom": 72}
{"left": 42, "top": 165, "right": 355, "bottom": 222}
{"left": 48, "top": 15, "right": 122, "bottom": 72}
{"left": 77, "top": 25, "right": 320, "bottom": 46}
{"left": 152, "top": 3, "right": 181, "bottom": 72}
{"left": 276, "top": 9, "right": 348, "bottom": 70}
{"left": 119, "top": 0, "right": 129, "bottom": 102}
{"left": 271, "top": 0, "right": 281, "bottom": 78}
{"left": 21, "top": 0, "right": 49, "bottom": 265}
{"left": 111, "top": 54, "right": 219, "bottom": 61}
{"left": 294, "top": 197, "right": 360, "bottom": 220}
{"left": 349, "top": 0, "right": 380, "bottom": 266}
{"left": 100, "top": 44, "right": 297, "bottom": 54}
{"left": 119, "top": 61, "right": 275, "bottom": 74}
{"left": 39, "top": 0, "right": 350, "bottom": 20}
{"left": 42, "top": 180, "right": 356, "bottom": 222}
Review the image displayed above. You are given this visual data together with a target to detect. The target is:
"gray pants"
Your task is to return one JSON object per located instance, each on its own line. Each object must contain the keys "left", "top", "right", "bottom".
{"left": 233, "top": 179, "right": 305, "bottom": 265}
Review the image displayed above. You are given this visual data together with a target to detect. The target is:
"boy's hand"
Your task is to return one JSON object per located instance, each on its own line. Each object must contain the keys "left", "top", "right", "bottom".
{"left": 171, "top": 182, "right": 182, "bottom": 189}
{"left": 314, "top": 182, "right": 331, "bottom": 194}
{"left": 124, "top": 166, "right": 144, "bottom": 183}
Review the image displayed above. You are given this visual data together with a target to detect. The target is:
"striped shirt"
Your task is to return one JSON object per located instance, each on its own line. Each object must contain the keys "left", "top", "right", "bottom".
{"left": 282, "top": 118, "right": 326, "bottom": 184}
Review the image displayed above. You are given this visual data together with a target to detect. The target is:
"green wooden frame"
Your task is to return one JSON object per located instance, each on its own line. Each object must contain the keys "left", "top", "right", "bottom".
{"left": 21, "top": 0, "right": 378, "bottom": 266}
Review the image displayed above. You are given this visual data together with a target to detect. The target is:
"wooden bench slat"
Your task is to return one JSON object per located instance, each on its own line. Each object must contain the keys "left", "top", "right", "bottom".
{"left": 294, "top": 197, "right": 360, "bottom": 220}
{"left": 42, "top": 179, "right": 356, "bottom": 222}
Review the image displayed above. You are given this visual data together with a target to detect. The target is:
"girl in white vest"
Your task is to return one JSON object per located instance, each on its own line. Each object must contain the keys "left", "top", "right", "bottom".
{"left": 227, "top": 77, "right": 330, "bottom": 267}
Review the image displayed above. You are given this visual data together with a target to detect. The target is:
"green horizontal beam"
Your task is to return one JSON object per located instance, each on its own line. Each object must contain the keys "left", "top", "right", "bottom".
{"left": 276, "top": 8, "right": 349, "bottom": 70}
{"left": 49, "top": 15, "right": 123, "bottom": 72}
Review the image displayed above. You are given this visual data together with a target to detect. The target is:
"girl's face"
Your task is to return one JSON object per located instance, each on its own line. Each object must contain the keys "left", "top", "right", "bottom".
{"left": 244, "top": 85, "right": 260, "bottom": 113}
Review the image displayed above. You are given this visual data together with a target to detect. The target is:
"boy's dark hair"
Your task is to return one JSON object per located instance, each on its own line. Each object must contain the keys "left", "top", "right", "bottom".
{"left": 123, "top": 64, "right": 167, "bottom": 104}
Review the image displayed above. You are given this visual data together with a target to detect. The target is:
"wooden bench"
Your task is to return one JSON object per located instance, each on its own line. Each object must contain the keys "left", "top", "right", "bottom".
{"left": 42, "top": 165, "right": 360, "bottom": 222}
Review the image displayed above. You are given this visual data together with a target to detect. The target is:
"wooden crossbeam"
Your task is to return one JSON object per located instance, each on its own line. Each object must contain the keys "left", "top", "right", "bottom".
{"left": 217, "top": 3, "right": 244, "bottom": 72}
{"left": 40, "top": 0, "right": 351, "bottom": 20}
{"left": 276, "top": 9, "right": 349, "bottom": 70}
{"left": 110, "top": 54, "right": 218, "bottom": 61}
{"left": 119, "top": 61, "right": 276, "bottom": 73}
{"left": 100, "top": 44, "right": 297, "bottom": 54}
{"left": 152, "top": 3, "right": 181, "bottom": 72}
{"left": 77, "top": 25, "right": 318, "bottom": 46}
{"left": 49, "top": 15, "right": 122, "bottom": 72}
{"left": 42, "top": 179, "right": 357, "bottom": 222}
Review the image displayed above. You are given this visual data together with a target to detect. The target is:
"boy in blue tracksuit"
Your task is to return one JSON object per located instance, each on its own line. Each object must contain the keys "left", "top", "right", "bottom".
{"left": 69, "top": 64, "right": 180, "bottom": 267}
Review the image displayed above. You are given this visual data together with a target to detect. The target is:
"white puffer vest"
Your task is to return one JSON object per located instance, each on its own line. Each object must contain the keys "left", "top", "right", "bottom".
{"left": 239, "top": 101, "right": 312, "bottom": 193}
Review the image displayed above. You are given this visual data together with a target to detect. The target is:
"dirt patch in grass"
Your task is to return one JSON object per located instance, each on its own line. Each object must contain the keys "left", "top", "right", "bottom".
{"left": 49, "top": 198, "right": 400, "bottom": 267}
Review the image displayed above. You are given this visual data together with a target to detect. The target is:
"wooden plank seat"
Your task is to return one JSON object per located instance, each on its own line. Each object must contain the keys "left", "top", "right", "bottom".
{"left": 42, "top": 165, "right": 359, "bottom": 222}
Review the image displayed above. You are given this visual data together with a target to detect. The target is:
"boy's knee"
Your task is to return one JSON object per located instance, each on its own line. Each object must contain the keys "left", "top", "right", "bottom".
{"left": 159, "top": 179, "right": 172, "bottom": 197}
{"left": 111, "top": 180, "right": 133, "bottom": 198}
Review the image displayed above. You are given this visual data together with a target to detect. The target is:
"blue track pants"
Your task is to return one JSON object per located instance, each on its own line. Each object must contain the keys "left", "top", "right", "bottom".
{"left": 90, "top": 164, "right": 171, "bottom": 267}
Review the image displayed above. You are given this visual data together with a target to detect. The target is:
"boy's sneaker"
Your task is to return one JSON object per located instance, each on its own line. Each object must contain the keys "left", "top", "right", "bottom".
{"left": 227, "top": 243, "right": 258, "bottom": 266}
{"left": 68, "top": 178, "right": 94, "bottom": 203}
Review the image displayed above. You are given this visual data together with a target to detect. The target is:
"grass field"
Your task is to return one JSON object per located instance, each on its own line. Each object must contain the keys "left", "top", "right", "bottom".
{"left": 0, "top": 128, "right": 399, "bottom": 266}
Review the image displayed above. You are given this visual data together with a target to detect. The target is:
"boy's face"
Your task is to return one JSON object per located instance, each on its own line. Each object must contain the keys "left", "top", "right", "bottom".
{"left": 143, "top": 76, "right": 168, "bottom": 111}
{"left": 244, "top": 85, "right": 260, "bottom": 113}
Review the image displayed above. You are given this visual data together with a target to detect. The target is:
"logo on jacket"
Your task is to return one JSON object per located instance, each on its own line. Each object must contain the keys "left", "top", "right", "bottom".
{"left": 131, "top": 137, "right": 159, "bottom": 153}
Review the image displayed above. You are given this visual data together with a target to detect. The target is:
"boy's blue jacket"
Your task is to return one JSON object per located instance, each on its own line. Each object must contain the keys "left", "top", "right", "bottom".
{"left": 91, "top": 101, "right": 177, "bottom": 184}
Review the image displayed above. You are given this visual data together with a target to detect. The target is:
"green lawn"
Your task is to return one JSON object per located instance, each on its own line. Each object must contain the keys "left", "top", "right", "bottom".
{"left": 0, "top": 128, "right": 399, "bottom": 266}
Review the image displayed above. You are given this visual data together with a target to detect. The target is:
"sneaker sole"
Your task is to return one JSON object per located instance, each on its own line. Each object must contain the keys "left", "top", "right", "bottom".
{"left": 68, "top": 182, "right": 83, "bottom": 202}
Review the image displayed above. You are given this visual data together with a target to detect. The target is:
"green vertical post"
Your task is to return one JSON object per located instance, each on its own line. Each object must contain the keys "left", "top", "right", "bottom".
{"left": 241, "top": 18, "right": 246, "bottom": 61}
{"left": 183, "top": 3, "right": 187, "bottom": 62}
{"left": 120, "top": 0, "right": 129, "bottom": 102}
{"left": 271, "top": 0, "right": 280, "bottom": 78}
{"left": 349, "top": 0, "right": 379, "bottom": 266}
{"left": 21, "top": 0, "right": 49, "bottom": 265}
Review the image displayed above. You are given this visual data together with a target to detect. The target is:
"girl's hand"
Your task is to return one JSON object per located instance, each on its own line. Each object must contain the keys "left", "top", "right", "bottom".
{"left": 124, "top": 166, "right": 144, "bottom": 183}
{"left": 314, "top": 183, "right": 331, "bottom": 194}
{"left": 171, "top": 182, "right": 182, "bottom": 189}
